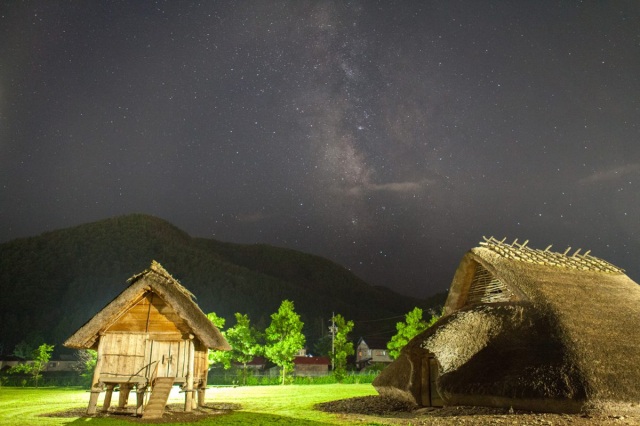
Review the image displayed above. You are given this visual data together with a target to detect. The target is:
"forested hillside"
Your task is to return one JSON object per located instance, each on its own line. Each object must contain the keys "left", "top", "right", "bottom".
{"left": 0, "top": 214, "right": 445, "bottom": 355}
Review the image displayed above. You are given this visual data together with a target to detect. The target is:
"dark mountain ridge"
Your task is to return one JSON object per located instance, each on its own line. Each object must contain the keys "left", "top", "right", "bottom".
{"left": 0, "top": 214, "right": 445, "bottom": 355}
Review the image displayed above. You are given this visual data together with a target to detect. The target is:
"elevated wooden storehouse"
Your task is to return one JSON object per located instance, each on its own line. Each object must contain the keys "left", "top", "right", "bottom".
{"left": 64, "top": 261, "right": 230, "bottom": 418}
{"left": 374, "top": 237, "right": 640, "bottom": 414}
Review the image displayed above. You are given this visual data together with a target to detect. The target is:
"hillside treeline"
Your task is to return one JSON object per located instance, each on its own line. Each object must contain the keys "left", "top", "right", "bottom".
{"left": 0, "top": 214, "right": 445, "bottom": 355}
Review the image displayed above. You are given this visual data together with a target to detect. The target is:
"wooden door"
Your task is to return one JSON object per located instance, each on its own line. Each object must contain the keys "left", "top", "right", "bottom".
{"left": 428, "top": 357, "right": 443, "bottom": 406}
{"left": 146, "top": 340, "right": 189, "bottom": 380}
{"left": 420, "top": 355, "right": 443, "bottom": 407}
{"left": 149, "top": 341, "right": 177, "bottom": 378}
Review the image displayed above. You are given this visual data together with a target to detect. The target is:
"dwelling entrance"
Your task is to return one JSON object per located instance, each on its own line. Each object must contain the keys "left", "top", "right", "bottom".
{"left": 147, "top": 340, "right": 188, "bottom": 380}
{"left": 420, "top": 355, "right": 443, "bottom": 407}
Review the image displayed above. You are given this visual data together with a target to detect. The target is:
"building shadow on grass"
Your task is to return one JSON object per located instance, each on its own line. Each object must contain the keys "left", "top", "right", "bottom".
{"left": 48, "top": 405, "right": 335, "bottom": 425}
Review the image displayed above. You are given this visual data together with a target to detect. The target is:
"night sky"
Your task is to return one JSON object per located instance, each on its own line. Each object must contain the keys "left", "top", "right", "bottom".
{"left": 1, "top": 1, "right": 639, "bottom": 298}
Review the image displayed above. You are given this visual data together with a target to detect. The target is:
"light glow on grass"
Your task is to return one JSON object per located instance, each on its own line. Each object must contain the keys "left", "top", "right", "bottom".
{"left": 0, "top": 384, "right": 379, "bottom": 425}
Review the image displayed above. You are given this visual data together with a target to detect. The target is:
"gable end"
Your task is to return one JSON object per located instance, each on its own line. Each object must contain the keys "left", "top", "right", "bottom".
{"left": 465, "top": 263, "right": 513, "bottom": 305}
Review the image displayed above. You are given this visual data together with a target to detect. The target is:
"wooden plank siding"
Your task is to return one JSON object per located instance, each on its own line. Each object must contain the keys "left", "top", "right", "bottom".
{"left": 194, "top": 343, "right": 209, "bottom": 385}
{"left": 100, "top": 333, "right": 147, "bottom": 382}
{"left": 98, "top": 334, "right": 207, "bottom": 384}
{"left": 106, "top": 292, "right": 190, "bottom": 334}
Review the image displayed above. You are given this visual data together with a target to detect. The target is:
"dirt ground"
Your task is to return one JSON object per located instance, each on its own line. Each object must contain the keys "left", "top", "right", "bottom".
{"left": 316, "top": 396, "right": 640, "bottom": 425}
{"left": 45, "top": 397, "right": 640, "bottom": 425}
{"left": 43, "top": 402, "right": 240, "bottom": 423}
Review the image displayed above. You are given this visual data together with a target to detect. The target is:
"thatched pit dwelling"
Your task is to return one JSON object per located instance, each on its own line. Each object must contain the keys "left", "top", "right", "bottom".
{"left": 374, "top": 237, "right": 640, "bottom": 414}
{"left": 64, "top": 261, "right": 230, "bottom": 418}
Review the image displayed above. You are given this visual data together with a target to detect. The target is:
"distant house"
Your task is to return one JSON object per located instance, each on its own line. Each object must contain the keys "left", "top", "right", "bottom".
{"left": 0, "top": 355, "right": 76, "bottom": 374}
{"left": 44, "top": 360, "right": 77, "bottom": 372}
{"left": 293, "top": 356, "right": 330, "bottom": 376}
{"left": 232, "top": 356, "right": 266, "bottom": 371}
{"left": 264, "top": 350, "right": 330, "bottom": 377}
{"left": 355, "top": 337, "right": 392, "bottom": 369}
{"left": 64, "top": 261, "right": 230, "bottom": 418}
{"left": 0, "top": 355, "right": 25, "bottom": 372}
{"left": 374, "top": 237, "right": 640, "bottom": 414}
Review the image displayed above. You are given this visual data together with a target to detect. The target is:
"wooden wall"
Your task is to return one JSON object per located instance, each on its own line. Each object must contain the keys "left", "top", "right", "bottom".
{"left": 98, "top": 333, "right": 208, "bottom": 384}
{"left": 99, "top": 333, "right": 147, "bottom": 382}
{"left": 107, "top": 292, "right": 189, "bottom": 335}
{"left": 96, "top": 291, "right": 208, "bottom": 385}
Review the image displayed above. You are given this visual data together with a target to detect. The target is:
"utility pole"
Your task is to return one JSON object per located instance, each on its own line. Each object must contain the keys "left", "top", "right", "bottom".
{"left": 329, "top": 312, "right": 336, "bottom": 371}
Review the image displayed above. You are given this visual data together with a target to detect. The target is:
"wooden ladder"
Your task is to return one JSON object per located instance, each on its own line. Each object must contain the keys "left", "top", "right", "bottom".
{"left": 142, "top": 377, "right": 175, "bottom": 419}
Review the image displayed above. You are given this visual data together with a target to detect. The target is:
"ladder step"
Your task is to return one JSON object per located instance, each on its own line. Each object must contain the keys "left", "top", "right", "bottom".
{"left": 142, "top": 377, "right": 175, "bottom": 419}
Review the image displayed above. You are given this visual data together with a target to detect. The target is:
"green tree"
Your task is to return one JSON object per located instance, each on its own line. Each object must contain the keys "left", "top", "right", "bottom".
{"left": 387, "top": 308, "right": 440, "bottom": 359}
{"left": 207, "top": 312, "right": 226, "bottom": 329}
{"left": 225, "top": 313, "right": 263, "bottom": 385}
{"left": 313, "top": 335, "right": 331, "bottom": 357}
{"left": 207, "top": 312, "right": 231, "bottom": 368}
{"left": 9, "top": 343, "right": 54, "bottom": 387}
{"left": 73, "top": 349, "right": 97, "bottom": 388}
{"left": 264, "top": 300, "right": 305, "bottom": 385}
{"left": 11, "top": 333, "right": 44, "bottom": 359}
{"left": 11, "top": 341, "right": 34, "bottom": 359}
{"left": 330, "top": 314, "right": 354, "bottom": 382}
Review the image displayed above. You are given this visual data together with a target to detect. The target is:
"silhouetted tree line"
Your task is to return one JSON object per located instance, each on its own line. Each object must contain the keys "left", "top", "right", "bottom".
{"left": 0, "top": 214, "right": 445, "bottom": 357}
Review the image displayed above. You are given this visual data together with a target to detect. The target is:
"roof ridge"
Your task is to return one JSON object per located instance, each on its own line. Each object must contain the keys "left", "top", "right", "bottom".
{"left": 127, "top": 260, "right": 196, "bottom": 300}
{"left": 150, "top": 260, "right": 196, "bottom": 300}
{"left": 479, "top": 236, "right": 624, "bottom": 274}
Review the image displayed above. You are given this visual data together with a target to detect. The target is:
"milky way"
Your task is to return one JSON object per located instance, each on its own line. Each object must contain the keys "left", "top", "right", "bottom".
{"left": 1, "top": 1, "right": 639, "bottom": 297}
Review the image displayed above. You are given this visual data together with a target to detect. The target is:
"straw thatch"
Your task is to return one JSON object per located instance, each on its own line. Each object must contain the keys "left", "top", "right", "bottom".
{"left": 64, "top": 260, "right": 230, "bottom": 351}
{"left": 374, "top": 238, "right": 640, "bottom": 414}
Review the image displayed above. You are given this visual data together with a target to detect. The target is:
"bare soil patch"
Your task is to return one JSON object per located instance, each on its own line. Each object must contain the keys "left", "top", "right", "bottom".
{"left": 42, "top": 403, "right": 240, "bottom": 423}
{"left": 316, "top": 396, "right": 640, "bottom": 425}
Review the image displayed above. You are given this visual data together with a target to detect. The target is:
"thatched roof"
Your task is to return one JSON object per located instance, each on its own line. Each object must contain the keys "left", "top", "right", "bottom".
{"left": 375, "top": 238, "right": 640, "bottom": 413}
{"left": 446, "top": 240, "right": 640, "bottom": 405}
{"left": 64, "top": 261, "right": 230, "bottom": 351}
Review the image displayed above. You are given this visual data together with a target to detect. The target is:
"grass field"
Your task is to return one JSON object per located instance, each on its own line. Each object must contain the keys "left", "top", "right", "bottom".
{"left": 0, "top": 384, "right": 381, "bottom": 425}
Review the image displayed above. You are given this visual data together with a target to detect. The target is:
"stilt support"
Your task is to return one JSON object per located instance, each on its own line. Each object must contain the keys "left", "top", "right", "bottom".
{"left": 87, "top": 387, "right": 102, "bottom": 415}
{"left": 197, "top": 385, "right": 205, "bottom": 407}
{"left": 103, "top": 384, "right": 116, "bottom": 411}
{"left": 118, "top": 383, "right": 132, "bottom": 409}
{"left": 135, "top": 385, "right": 146, "bottom": 416}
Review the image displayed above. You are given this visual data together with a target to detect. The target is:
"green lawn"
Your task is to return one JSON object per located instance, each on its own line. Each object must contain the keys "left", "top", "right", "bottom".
{"left": 0, "top": 384, "right": 382, "bottom": 425}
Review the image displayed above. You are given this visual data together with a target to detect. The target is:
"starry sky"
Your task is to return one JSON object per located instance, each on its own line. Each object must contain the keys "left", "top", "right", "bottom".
{"left": 1, "top": 1, "right": 639, "bottom": 298}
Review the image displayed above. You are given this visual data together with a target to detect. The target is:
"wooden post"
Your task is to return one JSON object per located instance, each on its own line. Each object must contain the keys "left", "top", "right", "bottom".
{"left": 87, "top": 337, "right": 105, "bottom": 415}
{"left": 118, "top": 383, "right": 132, "bottom": 409}
{"left": 103, "top": 384, "right": 115, "bottom": 411}
{"left": 197, "top": 384, "right": 205, "bottom": 407}
{"left": 197, "top": 364, "right": 207, "bottom": 407}
{"left": 184, "top": 336, "right": 195, "bottom": 412}
{"left": 135, "top": 385, "right": 146, "bottom": 416}
{"left": 88, "top": 390, "right": 101, "bottom": 415}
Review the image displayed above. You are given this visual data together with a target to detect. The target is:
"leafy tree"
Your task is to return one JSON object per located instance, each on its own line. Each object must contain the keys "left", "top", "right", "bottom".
{"left": 264, "top": 300, "right": 305, "bottom": 385}
{"left": 9, "top": 343, "right": 54, "bottom": 387}
{"left": 11, "top": 333, "right": 44, "bottom": 359}
{"left": 207, "top": 312, "right": 263, "bottom": 383}
{"left": 387, "top": 308, "right": 440, "bottom": 359}
{"left": 225, "top": 313, "right": 263, "bottom": 385}
{"left": 11, "top": 340, "right": 34, "bottom": 359}
{"left": 207, "top": 312, "right": 231, "bottom": 367}
{"left": 330, "top": 314, "right": 354, "bottom": 382}
{"left": 313, "top": 335, "right": 332, "bottom": 357}
{"left": 207, "top": 312, "right": 226, "bottom": 329}
{"left": 73, "top": 349, "right": 97, "bottom": 388}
